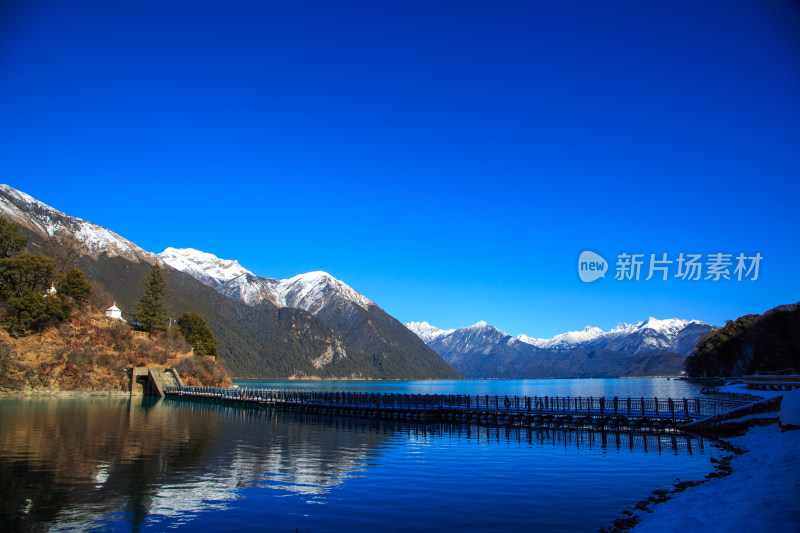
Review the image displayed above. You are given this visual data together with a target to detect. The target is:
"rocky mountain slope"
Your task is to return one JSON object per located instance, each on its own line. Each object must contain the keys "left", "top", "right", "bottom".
{"left": 159, "top": 247, "right": 460, "bottom": 379}
{"left": 0, "top": 185, "right": 154, "bottom": 263}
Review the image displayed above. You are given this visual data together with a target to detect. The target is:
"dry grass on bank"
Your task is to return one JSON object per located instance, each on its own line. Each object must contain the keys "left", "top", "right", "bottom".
{"left": 0, "top": 309, "right": 232, "bottom": 392}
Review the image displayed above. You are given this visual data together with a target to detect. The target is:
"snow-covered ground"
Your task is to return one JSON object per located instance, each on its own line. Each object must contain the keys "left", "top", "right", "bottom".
{"left": 716, "top": 381, "right": 787, "bottom": 399}
{"left": 632, "top": 390, "right": 800, "bottom": 532}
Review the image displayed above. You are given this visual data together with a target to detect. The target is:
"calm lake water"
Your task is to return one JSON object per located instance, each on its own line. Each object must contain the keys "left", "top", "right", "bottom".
{"left": 1, "top": 379, "right": 722, "bottom": 532}
{"left": 236, "top": 377, "right": 710, "bottom": 398}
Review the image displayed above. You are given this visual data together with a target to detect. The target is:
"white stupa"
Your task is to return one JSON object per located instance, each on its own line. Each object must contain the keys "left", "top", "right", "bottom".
{"left": 105, "top": 302, "right": 123, "bottom": 320}
{"left": 46, "top": 283, "right": 57, "bottom": 296}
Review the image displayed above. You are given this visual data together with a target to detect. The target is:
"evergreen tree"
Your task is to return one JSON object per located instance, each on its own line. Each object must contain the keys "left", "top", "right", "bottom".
{"left": 58, "top": 268, "right": 93, "bottom": 306}
{"left": 177, "top": 312, "right": 218, "bottom": 356}
{"left": 5, "top": 292, "right": 68, "bottom": 336}
{"left": 0, "top": 254, "right": 56, "bottom": 298}
{"left": 0, "top": 217, "right": 28, "bottom": 258}
{"left": 134, "top": 264, "right": 171, "bottom": 334}
{"left": 0, "top": 220, "right": 69, "bottom": 337}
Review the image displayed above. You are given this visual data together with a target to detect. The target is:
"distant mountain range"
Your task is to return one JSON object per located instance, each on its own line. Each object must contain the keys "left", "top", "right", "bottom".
{"left": 0, "top": 185, "right": 460, "bottom": 380}
{"left": 405, "top": 318, "right": 715, "bottom": 378}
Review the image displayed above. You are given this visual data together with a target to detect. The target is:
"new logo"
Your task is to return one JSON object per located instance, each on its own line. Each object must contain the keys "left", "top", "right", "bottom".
{"left": 578, "top": 251, "right": 607, "bottom": 283}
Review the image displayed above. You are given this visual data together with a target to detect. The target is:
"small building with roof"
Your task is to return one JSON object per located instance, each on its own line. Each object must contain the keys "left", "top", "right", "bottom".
{"left": 106, "top": 302, "right": 123, "bottom": 321}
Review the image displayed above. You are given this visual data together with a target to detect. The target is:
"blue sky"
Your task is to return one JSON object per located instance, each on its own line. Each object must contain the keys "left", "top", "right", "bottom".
{"left": 1, "top": 1, "right": 799, "bottom": 337}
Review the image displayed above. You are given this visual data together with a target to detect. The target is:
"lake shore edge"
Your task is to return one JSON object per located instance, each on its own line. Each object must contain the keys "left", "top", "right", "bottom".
{"left": 0, "top": 389, "right": 130, "bottom": 397}
{"left": 603, "top": 386, "right": 798, "bottom": 533}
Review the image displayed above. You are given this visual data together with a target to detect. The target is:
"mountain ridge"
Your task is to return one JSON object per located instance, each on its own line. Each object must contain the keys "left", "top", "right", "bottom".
{"left": 408, "top": 317, "right": 715, "bottom": 354}
{"left": 159, "top": 247, "right": 375, "bottom": 312}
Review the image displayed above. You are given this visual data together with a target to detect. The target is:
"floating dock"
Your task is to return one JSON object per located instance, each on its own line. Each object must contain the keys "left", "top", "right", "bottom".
{"left": 164, "top": 386, "right": 751, "bottom": 432}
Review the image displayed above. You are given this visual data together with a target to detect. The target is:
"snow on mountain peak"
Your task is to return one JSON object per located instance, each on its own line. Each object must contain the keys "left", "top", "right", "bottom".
{"left": 640, "top": 317, "right": 690, "bottom": 330}
{"left": 277, "top": 270, "right": 373, "bottom": 313}
{"left": 159, "top": 247, "right": 252, "bottom": 283}
{"left": 0, "top": 184, "right": 154, "bottom": 262}
{"left": 284, "top": 271, "right": 336, "bottom": 286}
{"left": 159, "top": 246, "right": 373, "bottom": 313}
{"left": 157, "top": 247, "right": 280, "bottom": 305}
{"left": 454, "top": 316, "right": 715, "bottom": 353}
{"left": 0, "top": 185, "right": 43, "bottom": 208}
{"left": 606, "top": 318, "right": 701, "bottom": 337}
{"left": 405, "top": 321, "right": 456, "bottom": 343}
{"left": 518, "top": 325, "right": 605, "bottom": 349}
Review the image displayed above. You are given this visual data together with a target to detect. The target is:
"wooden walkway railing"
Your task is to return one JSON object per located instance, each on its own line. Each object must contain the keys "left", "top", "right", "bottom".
{"left": 163, "top": 387, "right": 750, "bottom": 428}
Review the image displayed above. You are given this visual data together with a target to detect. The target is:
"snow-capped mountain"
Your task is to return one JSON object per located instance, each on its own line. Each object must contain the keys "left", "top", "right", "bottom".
{"left": 515, "top": 318, "right": 713, "bottom": 354}
{"left": 158, "top": 248, "right": 374, "bottom": 314}
{"left": 404, "top": 321, "right": 455, "bottom": 343}
{"left": 518, "top": 326, "right": 604, "bottom": 350}
{"left": 408, "top": 317, "right": 714, "bottom": 356}
{"left": 432, "top": 321, "right": 514, "bottom": 354}
{"left": 0, "top": 184, "right": 155, "bottom": 263}
{"left": 279, "top": 271, "right": 373, "bottom": 314}
{"left": 159, "top": 247, "right": 252, "bottom": 287}
{"left": 159, "top": 247, "right": 280, "bottom": 306}
{"left": 414, "top": 321, "right": 520, "bottom": 374}
{"left": 589, "top": 318, "right": 713, "bottom": 354}
{"left": 157, "top": 247, "right": 459, "bottom": 378}
{"left": 405, "top": 317, "right": 716, "bottom": 378}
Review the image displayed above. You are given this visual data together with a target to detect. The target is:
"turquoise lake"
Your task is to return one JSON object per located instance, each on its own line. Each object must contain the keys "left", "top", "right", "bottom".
{"left": 0, "top": 378, "right": 724, "bottom": 531}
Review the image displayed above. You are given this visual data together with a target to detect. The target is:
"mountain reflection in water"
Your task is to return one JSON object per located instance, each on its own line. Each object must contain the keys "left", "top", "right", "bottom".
{"left": 0, "top": 396, "right": 718, "bottom": 532}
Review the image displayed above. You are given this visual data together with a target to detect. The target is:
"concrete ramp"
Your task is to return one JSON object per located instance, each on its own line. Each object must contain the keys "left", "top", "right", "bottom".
{"left": 130, "top": 367, "right": 184, "bottom": 397}
{"left": 166, "top": 367, "right": 185, "bottom": 387}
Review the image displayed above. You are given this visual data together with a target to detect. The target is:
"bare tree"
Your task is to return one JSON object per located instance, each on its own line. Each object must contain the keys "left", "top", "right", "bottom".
{"left": 88, "top": 278, "right": 114, "bottom": 310}
{"left": 45, "top": 230, "right": 88, "bottom": 276}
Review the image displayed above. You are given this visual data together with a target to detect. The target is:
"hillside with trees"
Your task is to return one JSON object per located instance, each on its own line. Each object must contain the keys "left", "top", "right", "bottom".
{"left": 0, "top": 218, "right": 231, "bottom": 392}
{"left": 684, "top": 303, "right": 800, "bottom": 377}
